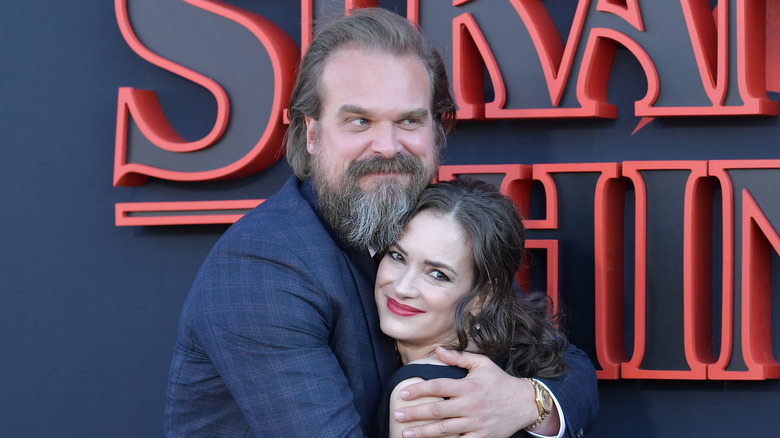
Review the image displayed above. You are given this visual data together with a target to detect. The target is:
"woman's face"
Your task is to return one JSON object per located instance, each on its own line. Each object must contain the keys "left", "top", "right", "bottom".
{"left": 374, "top": 210, "right": 476, "bottom": 363}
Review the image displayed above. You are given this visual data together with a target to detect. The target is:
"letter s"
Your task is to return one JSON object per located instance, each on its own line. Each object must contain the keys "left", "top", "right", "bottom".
{"left": 114, "top": 0, "right": 299, "bottom": 186}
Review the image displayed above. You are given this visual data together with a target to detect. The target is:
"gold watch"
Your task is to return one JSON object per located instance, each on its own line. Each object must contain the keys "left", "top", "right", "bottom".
{"left": 523, "top": 378, "right": 553, "bottom": 429}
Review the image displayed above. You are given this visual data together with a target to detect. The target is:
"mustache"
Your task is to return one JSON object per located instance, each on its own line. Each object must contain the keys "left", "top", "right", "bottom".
{"left": 347, "top": 154, "right": 425, "bottom": 179}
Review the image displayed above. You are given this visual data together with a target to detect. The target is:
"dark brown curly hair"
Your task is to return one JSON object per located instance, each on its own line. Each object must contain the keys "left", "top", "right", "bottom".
{"left": 406, "top": 178, "right": 568, "bottom": 378}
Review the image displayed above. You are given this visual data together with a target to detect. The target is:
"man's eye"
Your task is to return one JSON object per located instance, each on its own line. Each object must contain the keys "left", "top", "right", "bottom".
{"left": 401, "top": 118, "right": 420, "bottom": 126}
{"left": 350, "top": 118, "right": 368, "bottom": 126}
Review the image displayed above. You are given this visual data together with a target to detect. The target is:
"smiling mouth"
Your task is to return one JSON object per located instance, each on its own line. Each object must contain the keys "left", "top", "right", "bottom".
{"left": 387, "top": 297, "right": 424, "bottom": 317}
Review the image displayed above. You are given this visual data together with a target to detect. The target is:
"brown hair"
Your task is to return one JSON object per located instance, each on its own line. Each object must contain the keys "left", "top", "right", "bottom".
{"left": 408, "top": 178, "right": 568, "bottom": 378}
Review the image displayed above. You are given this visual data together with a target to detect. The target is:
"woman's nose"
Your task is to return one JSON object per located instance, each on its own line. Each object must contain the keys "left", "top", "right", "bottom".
{"left": 393, "top": 269, "right": 419, "bottom": 299}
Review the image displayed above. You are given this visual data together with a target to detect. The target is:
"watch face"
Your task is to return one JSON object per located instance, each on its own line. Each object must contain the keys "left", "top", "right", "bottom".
{"left": 540, "top": 388, "right": 554, "bottom": 413}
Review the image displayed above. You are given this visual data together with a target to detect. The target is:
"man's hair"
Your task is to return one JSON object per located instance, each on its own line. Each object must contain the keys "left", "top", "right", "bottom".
{"left": 408, "top": 178, "right": 568, "bottom": 378}
{"left": 285, "top": 7, "right": 456, "bottom": 179}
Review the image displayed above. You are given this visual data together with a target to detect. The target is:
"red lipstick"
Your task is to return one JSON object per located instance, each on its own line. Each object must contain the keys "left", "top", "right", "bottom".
{"left": 387, "top": 297, "right": 424, "bottom": 317}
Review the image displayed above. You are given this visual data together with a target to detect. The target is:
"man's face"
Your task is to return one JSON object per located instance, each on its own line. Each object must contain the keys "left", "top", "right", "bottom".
{"left": 306, "top": 47, "right": 438, "bottom": 193}
{"left": 306, "top": 47, "right": 440, "bottom": 249}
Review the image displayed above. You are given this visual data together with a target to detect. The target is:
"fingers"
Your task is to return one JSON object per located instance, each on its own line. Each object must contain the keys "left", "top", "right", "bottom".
{"left": 398, "top": 376, "right": 478, "bottom": 403}
{"left": 395, "top": 349, "right": 517, "bottom": 437}
{"left": 434, "top": 347, "right": 494, "bottom": 370}
{"left": 395, "top": 393, "right": 467, "bottom": 422}
{"left": 396, "top": 417, "right": 471, "bottom": 438}
{"left": 395, "top": 381, "right": 485, "bottom": 431}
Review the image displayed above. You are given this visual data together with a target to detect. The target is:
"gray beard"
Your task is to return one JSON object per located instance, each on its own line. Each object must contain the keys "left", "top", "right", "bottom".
{"left": 312, "top": 154, "right": 435, "bottom": 251}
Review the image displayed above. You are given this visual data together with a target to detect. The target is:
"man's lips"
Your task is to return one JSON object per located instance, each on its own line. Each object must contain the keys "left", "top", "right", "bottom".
{"left": 359, "top": 171, "right": 408, "bottom": 180}
{"left": 386, "top": 297, "right": 425, "bottom": 317}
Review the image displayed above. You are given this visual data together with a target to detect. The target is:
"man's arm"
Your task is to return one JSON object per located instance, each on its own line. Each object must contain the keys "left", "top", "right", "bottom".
{"left": 537, "top": 346, "right": 598, "bottom": 437}
{"left": 183, "top": 233, "right": 368, "bottom": 437}
{"left": 393, "top": 345, "right": 598, "bottom": 438}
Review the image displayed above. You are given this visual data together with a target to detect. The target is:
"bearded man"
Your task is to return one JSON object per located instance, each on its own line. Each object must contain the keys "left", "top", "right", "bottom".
{"left": 164, "top": 8, "right": 597, "bottom": 438}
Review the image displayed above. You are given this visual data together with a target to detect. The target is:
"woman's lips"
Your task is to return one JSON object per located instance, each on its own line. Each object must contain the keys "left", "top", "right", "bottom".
{"left": 387, "top": 297, "right": 425, "bottom": 317}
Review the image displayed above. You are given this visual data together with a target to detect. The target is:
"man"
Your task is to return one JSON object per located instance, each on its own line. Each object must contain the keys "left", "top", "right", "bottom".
{"left": 165, "top": 8, "right": 597, "bottom": 437}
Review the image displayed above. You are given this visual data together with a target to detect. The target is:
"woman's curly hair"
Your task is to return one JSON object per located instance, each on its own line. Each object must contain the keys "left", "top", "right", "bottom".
{"left": 406, "top": 177, "right": 568, "bottom": 378}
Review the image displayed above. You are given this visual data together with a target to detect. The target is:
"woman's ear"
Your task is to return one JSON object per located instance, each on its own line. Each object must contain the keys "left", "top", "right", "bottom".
{"left": 468, "top": 290, "right": 488, "bottom": 317}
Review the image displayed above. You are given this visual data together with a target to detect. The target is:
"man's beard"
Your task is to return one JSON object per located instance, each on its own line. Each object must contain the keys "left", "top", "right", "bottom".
{"left": 312, "top": 153, "right": 437, "bottom": 251}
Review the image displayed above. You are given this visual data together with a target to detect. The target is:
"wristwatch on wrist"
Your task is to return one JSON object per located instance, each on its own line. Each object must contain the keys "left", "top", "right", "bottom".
{"left": 523, "top": 378, "right": 553, "bottom": 430}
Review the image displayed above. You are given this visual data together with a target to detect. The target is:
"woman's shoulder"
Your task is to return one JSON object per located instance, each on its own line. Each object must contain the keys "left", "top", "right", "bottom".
{"left": 386, "top": 363, "right": 466, "bottom": 438}
{"left": 387, "top": 374, "right": 444, "bottom": 438}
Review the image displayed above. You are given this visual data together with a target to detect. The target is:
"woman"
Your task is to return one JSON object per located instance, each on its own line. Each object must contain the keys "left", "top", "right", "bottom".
{"left": 372, "top": 178, "right": 568, "bottom": 438}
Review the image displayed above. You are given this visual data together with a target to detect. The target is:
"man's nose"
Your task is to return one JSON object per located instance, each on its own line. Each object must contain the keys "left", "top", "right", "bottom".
{"left": 370, "top": 123, "right": 401, "bottom": 158}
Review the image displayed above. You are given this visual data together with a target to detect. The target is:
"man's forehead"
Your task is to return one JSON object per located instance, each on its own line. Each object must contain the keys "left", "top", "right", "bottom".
{"left": 319, "top": 47, "right": 433, "bottom": 113}
{"left": 320, "top": 46, "right": 423, "bottom": 78}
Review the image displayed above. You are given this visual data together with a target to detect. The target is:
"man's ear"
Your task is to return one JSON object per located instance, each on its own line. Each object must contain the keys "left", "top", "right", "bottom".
{"left": 305, "top": 116, "right": 317, "bottom": 154}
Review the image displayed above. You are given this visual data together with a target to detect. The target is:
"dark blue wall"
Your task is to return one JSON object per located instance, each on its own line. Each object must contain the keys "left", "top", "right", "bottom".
{"left": 2, "top": 1, "right": 779, "bottom": 436}
{"left": 1, "top": 2, "right": 234, "bottom": 436}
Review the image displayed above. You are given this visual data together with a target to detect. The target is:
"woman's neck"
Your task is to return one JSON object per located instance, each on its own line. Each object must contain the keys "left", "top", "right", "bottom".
{"left": 396, "top": 342, "right": 438, "bottom": 365}
{"left": 397, "top": 338, "right": 480, "bottom": 365}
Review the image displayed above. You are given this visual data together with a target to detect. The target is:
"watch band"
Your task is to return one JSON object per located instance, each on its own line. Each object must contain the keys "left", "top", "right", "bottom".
{"left": 523, "top": 378, "right": 550, "bottom": 430}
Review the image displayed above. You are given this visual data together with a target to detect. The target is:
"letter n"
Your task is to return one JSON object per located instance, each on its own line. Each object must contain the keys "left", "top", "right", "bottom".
{"left": 708, "top": 160, "right": 780, "bottom": 379}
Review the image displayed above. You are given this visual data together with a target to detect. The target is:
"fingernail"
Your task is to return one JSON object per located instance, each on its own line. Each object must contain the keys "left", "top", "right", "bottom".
{"left": 402, "top": 431, "right": 414, "bottom": 438}
{"left": 394, "top": 411, "right": 405, "bottom": 421}
{"left": 400, "top": 389, "right": 410, "bottom": 399}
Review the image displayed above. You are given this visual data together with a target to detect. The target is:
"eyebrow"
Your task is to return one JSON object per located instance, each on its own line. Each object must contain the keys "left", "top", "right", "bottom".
{"left": 395, "top": 243, "right": 456, "bottom": 274}
{"left": 400, "top": 108, "right": 431, "bottom": 119}
{"left": 337, "top": 104, "right": 373, "bottom": 117}
{"left": 336, "top": 105, "right": 430, "bottom": 119}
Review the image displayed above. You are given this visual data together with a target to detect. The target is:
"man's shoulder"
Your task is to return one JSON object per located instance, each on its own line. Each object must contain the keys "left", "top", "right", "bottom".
{"left": 230, "top": 176, "right": 319, "bottom": 231}
{"left": 242, "top": 176, "right": 309, "bottom": 217}
{"left": 213, "top": 176, "right": 336, "bottom": 252}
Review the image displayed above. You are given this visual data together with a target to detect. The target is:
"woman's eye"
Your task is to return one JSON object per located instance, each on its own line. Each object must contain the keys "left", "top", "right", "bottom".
{"left": 430, "top": 270, "right": 450, "bottom": 282}
{"left": 388, "top": 251, "right": 404, "bottom": 263}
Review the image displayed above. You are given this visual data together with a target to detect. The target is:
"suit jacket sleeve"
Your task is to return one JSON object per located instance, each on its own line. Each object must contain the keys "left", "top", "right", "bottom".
{"left": 537, "top": 344, "right": 599, "bottom": 438}
{"left": 178, "top": 202, "right": 373, "bottom": 436}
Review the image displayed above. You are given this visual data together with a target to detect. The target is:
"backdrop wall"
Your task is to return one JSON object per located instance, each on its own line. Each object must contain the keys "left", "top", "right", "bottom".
{"left": 2, "top": 1, "right": 779, "bottom": 436}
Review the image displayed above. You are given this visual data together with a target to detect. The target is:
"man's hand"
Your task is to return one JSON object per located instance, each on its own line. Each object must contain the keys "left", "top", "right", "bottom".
{"left": 393, "top": 347, "right": 552, "bottom": 438}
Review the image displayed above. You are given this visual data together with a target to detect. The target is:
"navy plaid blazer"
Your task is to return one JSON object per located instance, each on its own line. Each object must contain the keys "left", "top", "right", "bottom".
{"left": 164, "top": 176, "right": 598, "bottom": 437}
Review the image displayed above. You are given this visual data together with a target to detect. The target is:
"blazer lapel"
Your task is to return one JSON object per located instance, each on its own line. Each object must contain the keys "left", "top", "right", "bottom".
{"left": 299, "top": 179, "right": 398, "bottom": 385}
{"left": 344, "top": 245, "right": 399, "bottom": 386}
